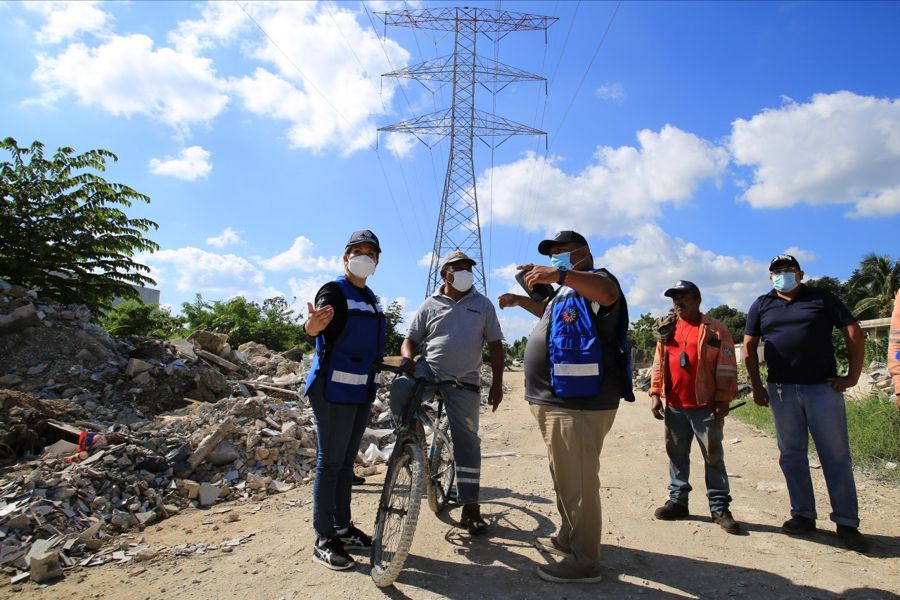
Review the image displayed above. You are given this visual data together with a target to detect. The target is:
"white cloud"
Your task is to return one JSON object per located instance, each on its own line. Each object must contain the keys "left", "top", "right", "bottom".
{"left": 595, "top": 82, "right": 626, "bottom": 104}
{"left": 227, "top": 3, "right": 410, "bottom": 155}
{"left": 169, "top": 2, "right": 248, "bottom": 54}
{"left": 417, "top": 251, "right": 435, "bottom": 268}
{"left": 141, "top": 247, "right": 276, "bottom": 298}
{"left": 288, "top": 275, "right": 334, "bottom": 315}
{"left": 783, "top": 246, "right": 815, "bottom": 264}
{"left": 26, "top": 1, "right": 110, "bottom": 44}
{"left": 598, "top": 224, "right": 770, "bottom": 316}
{"left": 478, "top": 125, "right": 729, "bottom": 236}
{"left": 385, "top": 132, "right": 417, "bottom": 159}
{"left": 32, "top": 34, "right": 229, "bottom": 133}
{"left": 206, "top": 227, "right": 241, "bottom": 248}
{"left": 148, "top": 146, "right": 212, "bottom": 181}
{"left": 730, "top": 91, "right": 900, "bottom": 217}
{"left": 260, "top": 236, "right": 343, "bottom": 272}
{"left": 491, "top": 262, "right": 524, "bottom": 295}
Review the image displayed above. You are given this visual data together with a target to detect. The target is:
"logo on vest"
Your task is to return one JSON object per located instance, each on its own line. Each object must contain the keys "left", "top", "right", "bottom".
{"left": 562, "top": 307, "right": 578, "bottom": 324}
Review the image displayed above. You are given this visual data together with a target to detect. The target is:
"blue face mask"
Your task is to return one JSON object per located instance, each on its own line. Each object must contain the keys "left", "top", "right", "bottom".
{"left": 550, "top": 252, "right": 574, "bottom": 271}
{"left": 773, "top": 271, "right": 799, "bottom": 293}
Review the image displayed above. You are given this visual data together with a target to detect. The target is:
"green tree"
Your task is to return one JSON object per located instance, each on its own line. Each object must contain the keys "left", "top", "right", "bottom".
{"left": 99, "top": 298, "right": 185, "bottom": 339}
{"left": 845, "top": 253, "right": 900, "bottom": 319}
{"left": 382, "top": 299, "right": 405, "bottom": 356}
{"left": 705, "top": 304, "right": 747, "bottom": 344}
{"left": 182, "top": 294, "right": 309, "bottom": 352}
{"left": 629, "top": 312, "right": 658, "bottom": 366}
{"left": 0, "top": 138, "right": 158, "bottom": 312}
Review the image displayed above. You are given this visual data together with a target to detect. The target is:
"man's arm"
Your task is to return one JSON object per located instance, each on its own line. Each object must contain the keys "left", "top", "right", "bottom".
{"left": 498, "top": 293, "right": 547, "bottom": 318}
{"left": 743, "top": 334, "right": 768, "bottom": 407}
{"left": 400, "top": 338, "right": 419, "bottom": 362}
{"left": 524, "top": 266, "right": 619, "bottom": 306}
{"left": 829, "top": 322, "right": 864, "bottom": 392}
{"left": 487, "top": 340, "right": 504, "bottom": 412}
{"left": 648, "top": 340, "right": 665, "bottom": 420}
{"left": 712, "top": 325, "right": 737, "bottom": 419}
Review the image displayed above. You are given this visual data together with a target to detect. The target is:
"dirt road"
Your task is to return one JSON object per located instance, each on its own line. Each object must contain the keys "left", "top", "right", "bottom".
{"left": 10, "top": 369, "right": 899, "bottom": 599}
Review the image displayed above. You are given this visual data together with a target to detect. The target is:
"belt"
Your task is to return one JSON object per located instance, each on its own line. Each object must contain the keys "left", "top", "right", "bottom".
{"left": 438, "top": 380, "right": 481, "bottom": 393}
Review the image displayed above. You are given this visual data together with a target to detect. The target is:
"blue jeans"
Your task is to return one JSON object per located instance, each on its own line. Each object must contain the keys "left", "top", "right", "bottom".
{"left": 390, "top": 363, "right": 482, "bottom": 505}
{"left": 308, "top": 378, "right": 371, "bottom": 538}
{"left": 767, "top": 383, "right": 859, "bottom": 527}
{"left": 664, "top": 405, "right": 732, "bottom": 513}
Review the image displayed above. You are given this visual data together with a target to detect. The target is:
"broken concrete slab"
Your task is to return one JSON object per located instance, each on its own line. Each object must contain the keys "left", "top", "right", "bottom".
{"left": 198, "top": 482, "right": 220, "bottom": 507}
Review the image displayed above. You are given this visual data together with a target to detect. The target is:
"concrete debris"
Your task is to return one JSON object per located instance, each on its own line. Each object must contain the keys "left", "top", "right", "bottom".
{"left": 0, "top": 277, "right": 503, "bottom": 584}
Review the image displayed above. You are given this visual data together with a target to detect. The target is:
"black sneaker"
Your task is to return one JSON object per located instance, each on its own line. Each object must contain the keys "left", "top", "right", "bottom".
{"left": 337, "top": 524, "right": 372, "bottom": 551}
{"left": 312, "top": 536, "right": 355, "bottom": 570}
{"left": 782, "top": 515, "right": 816, "bottom": 535}
{"left": 836, "top": 525, "right": 869, "bottom": 553}
{"left": 352, "top": 473, "right": 366, "bottom": 486}
{"left": 654, "top": 501, "right": 689, "bottom": 520}
{"left": 711, "top": 510, "right": 741, "bottom": 534}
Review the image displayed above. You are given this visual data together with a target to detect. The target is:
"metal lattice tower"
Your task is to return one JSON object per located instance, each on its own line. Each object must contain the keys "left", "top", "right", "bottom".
{"left": 378, "top": 7, "right": 557, "bottom": 295}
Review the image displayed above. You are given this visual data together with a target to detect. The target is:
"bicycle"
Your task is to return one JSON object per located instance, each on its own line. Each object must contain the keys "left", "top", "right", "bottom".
{"left": 370, "top": 362, "right": 457, "bottom": 588}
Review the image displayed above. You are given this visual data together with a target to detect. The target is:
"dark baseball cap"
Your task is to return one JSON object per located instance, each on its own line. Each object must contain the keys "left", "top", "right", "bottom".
{"left": 537, "top": 230, "right": 588, "bottom": 255}
{"left": 769, "top": 254, "right": 800, "bottom": 271}
{"left": 664, "top": 280, "right": 701, "bottom": 298}
{"left": 346, "top": 230, "right": 381, "bottom": 253}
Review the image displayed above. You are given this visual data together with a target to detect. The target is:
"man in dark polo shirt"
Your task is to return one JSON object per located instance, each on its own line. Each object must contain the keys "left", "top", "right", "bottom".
{"left": 743, "top": 254, "right": 868, "bottom": 553}
{"left": 499, "top": 231, "right": 633, "bottom": 583}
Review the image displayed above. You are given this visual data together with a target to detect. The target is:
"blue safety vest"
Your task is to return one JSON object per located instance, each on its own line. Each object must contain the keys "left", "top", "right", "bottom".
{"left": 547, "top": 268, "right": 635, "bottom": 401}
{"left": 304, "top": 277, "right": 386, "bottom": 404}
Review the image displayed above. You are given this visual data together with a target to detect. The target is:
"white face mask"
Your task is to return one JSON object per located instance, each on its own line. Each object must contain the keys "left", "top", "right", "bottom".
{"left": 346, "top": 255, "right": 376, "bottom": 279}
{"left": 449, "top": 270, "right": 474, "bottom": 292}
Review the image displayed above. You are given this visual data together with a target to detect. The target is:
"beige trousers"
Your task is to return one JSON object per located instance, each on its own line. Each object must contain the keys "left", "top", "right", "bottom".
{"left": 530, "top": 403, "right": 618, "bottom": 568}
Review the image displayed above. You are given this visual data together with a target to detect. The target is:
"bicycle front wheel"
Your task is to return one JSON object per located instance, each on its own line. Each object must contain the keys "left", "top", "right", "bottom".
{"left": 370, "top": 442, "right": 425, "bottom": 587}
{"left": 427, "top": 416, "right": 455, "bottom": 514}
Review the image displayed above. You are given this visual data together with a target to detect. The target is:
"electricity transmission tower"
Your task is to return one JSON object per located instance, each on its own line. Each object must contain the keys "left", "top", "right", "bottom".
{"left": 378, "top": 7, "right": 557, "bottom": 295}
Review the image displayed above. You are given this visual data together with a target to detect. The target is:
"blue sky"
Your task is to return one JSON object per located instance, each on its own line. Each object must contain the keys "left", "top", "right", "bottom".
{"left": 2, "top": 1, "right": 899, "bottom": 341}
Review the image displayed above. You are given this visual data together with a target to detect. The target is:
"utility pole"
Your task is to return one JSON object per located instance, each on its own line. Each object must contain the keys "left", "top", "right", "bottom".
{"left": 378, "top": 7, "right": 557, "bottom": 295}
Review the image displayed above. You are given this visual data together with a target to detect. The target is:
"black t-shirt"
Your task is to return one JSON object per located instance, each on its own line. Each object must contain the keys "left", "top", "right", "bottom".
{"left": 744, "top": 285, "right": 856, "bottom": 384}
{"left": 523, "top": 271, "right": 624, "bottom": 411}
{"left": 314, "top": 281, "right": 379, "bottom": 348}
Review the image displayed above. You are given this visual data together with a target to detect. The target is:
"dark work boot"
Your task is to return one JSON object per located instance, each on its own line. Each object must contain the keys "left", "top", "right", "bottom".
{"left": 654, "top": 501, "right": 689, "bottom": 520}
{"left": 711, "top": 509, "right": 741, "bottom": 534}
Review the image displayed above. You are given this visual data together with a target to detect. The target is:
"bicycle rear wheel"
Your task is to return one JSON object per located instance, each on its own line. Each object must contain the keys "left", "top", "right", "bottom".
{"left": 370, "top": 442, "right": 425, "bottom": 587}
{"left": 427, "top": 415, "right": 455, "bottom": 514}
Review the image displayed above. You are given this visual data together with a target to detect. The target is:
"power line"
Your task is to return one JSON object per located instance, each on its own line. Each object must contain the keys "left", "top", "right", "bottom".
{"left": 234, "top": 1, "right": 352, "bottom": 129}
{"left": 551, "top": 0, "right": 622, "bottom": 141}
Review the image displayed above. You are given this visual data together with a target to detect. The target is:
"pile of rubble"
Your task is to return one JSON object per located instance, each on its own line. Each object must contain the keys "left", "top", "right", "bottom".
{"left": 0, "top": 385, "right": 324, "bottom": 581}
{"left": 847, "top": 361, "right": 896, "bottom": 400}
{"left": 0, "top": 278, "right": 508, "bottom": 584}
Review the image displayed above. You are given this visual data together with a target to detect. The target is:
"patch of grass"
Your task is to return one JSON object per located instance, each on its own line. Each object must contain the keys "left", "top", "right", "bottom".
{"left": 731, "top": 400, "right": 775, "bottom": 434}
{"left": 731, "top": 390, "right": 900, "bottom": 484}
{"left": 846, "top": 392, "right": 900, "bottom": 484}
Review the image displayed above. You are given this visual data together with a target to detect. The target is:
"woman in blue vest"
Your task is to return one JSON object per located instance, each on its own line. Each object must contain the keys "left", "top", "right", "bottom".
{"left": 303, "top": 230, "right": 386, "bottom": 571}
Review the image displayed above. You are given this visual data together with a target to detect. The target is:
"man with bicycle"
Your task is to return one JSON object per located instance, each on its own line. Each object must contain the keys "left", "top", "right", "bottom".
{"left": 392, "top": 250, "right": 505, "bottom": 535}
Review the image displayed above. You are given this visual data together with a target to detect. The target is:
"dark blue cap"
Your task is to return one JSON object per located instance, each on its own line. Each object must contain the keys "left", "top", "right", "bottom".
{"left": 664, "top": 280, "right": 701, "bottom": 298}
{"left": 537, "top": 231, "right": 588, "bottom": 255}
{"left": 346, "top": 230, "right": 381, "bottom": 253}
{"left": 769, "top": 254, "right": 800, "bottom": 271}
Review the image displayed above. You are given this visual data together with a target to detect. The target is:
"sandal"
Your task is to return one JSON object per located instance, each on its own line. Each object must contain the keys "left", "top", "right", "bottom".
{"left": 460, "top": 503, "right": 488, "bottom": 536}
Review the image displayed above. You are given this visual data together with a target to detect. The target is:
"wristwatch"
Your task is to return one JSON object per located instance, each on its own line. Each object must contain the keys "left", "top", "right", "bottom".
{"left": 557, "top": 269, "right": 568, "bottom": 285}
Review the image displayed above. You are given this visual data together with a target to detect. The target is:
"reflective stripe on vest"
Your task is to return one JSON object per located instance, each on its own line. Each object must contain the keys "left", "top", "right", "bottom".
{"left": 553, "top": 362, "right": 600, "bottom": 376}
{"left": 330, "top": 370, "right": 369, "bottom": 385}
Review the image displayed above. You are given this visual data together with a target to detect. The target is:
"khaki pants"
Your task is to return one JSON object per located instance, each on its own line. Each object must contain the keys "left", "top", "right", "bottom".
{"left": 530, "top": 403, "right": 617, "bottom": 568}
